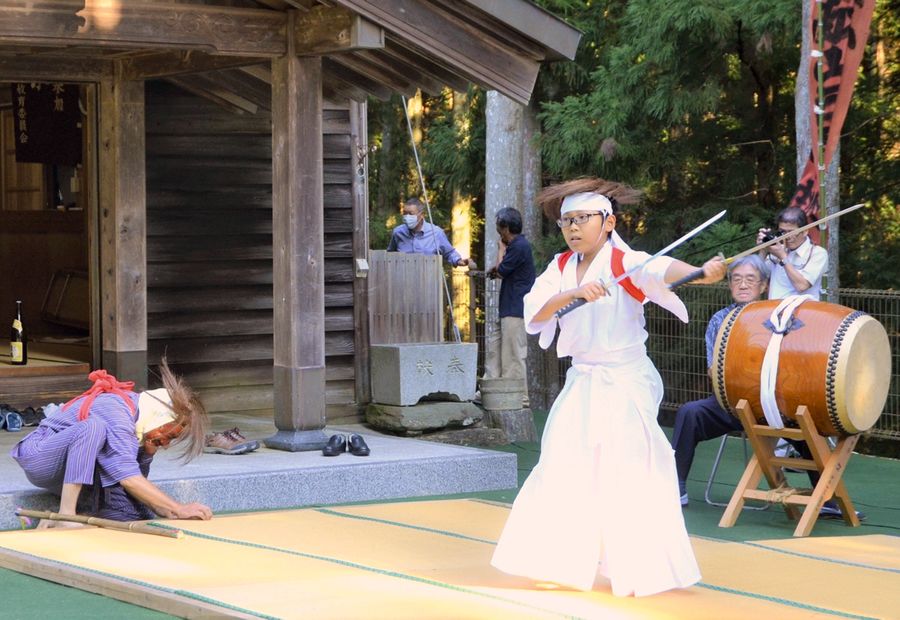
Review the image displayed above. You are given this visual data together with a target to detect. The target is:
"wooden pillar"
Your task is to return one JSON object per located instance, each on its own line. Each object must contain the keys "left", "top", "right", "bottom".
{"left": 265, "top": 31, "right": 328, "bottom": 451}
{"left": 98, "top": 77, "right": 147, "bottom": 387}
{"left": 350, "top": 99, "right": 371, "bottom": 406}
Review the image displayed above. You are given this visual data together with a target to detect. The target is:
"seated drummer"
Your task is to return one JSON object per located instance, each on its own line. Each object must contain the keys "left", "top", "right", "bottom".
{"left": 669, "top": 255, "right": 855, "bottom": 518}
{"left": 10, "top": 360, "right": 213, "bottom": 527}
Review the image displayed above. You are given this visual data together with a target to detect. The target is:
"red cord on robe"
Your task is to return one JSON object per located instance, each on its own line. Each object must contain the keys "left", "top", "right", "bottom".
{"left": 62, "top": 369, "right": 137, "bottom": 421}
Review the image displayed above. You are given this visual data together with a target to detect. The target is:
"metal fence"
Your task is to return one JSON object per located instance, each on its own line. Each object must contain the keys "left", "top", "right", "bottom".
{"left": 447, "top": 271, "right": 900, "bottom": 440}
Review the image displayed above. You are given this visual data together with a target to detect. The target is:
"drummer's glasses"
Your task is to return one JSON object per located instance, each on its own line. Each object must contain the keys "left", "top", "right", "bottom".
{"left": 730, "top": 275, "right": 761, "bottom": 286}
{"left": 557, "top": 212, "right": 603, "bottom": 228}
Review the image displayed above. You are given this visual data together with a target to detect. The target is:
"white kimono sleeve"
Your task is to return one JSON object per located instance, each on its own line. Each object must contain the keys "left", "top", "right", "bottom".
{"left": 523, "top": 259, "right": 563, "bottom": 350}
{"left": 627, "top": 252, "right": 690, "bottom": 324}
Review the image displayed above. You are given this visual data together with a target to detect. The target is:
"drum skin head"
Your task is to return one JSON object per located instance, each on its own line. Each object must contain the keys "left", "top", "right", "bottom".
{"left": 833, "top": 315, "right": 891, "bottom": 433}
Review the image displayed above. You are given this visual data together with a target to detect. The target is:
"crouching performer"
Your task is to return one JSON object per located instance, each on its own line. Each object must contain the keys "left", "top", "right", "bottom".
{"left": 11, "top": 361, "right": 212, "bottom": 527}
{"left": 491, "top": 178, "right": 726, "bottom": 596}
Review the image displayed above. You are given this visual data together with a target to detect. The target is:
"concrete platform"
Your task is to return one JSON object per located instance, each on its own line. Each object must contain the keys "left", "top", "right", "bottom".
{"left": 0, "top": 416, "right": 517, "bottom": 530}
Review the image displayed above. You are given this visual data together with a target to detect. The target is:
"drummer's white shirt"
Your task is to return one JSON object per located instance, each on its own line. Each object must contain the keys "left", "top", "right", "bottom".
{"left": 767, "top": 237, "right": 828, "bottom": 300}
{"left": 525, "top": 242, "right": 685, "bottom": 358}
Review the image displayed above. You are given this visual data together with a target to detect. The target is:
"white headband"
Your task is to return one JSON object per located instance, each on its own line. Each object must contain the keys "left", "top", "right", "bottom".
{"left": 135, "top": 388, "right": 177, "bottom": 442}
{"left": 559, "top": 191, "right": 631, "bottom": 251}
{"left": 560, "top": 192, "right": 614, "bottom": 216}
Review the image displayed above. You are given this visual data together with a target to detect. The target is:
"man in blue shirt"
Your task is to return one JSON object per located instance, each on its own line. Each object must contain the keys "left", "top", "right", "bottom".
{"left": 484, "top": 207, "right": 536, "bottom": 404}
{"left": 387, "top": 198, "right": 474, "bottom": 267}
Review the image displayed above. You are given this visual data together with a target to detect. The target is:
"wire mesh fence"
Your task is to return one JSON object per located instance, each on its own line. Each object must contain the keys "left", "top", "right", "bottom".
{"left": 447, "top": 270, "right": 900, "bottom": 440}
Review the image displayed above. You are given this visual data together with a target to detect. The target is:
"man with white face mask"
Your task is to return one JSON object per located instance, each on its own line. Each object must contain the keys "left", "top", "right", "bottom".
{"left": 387, "top": 197, "right": 475, "bottom": 267}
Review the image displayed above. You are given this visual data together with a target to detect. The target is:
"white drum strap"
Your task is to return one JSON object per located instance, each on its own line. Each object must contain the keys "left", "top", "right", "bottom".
{"left": 759, "top": 294, "right": 814, "bottom": 428}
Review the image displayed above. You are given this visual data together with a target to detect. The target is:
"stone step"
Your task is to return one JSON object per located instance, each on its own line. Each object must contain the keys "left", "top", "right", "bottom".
{"left": 0, "top": 431, "right": 517, "bottom": 530}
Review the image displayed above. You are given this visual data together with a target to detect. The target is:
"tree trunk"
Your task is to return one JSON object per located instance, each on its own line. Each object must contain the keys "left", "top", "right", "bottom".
{"left": 521, "top": 100, "right": 547, "bottom": 410}
{"left": 484, "top": 90, "right": 524, "bottom": 375}
{"left": 451, "top": 92, "right": 474, "bottom": 340}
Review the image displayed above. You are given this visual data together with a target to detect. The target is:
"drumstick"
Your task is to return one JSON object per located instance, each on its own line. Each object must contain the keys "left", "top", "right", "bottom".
{"left": 15, "top": 508, "right": 183, "bottom": 539}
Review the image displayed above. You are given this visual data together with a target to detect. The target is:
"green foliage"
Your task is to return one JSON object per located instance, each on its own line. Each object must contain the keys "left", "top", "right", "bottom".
{"left": 366, "top": 88, "right": 486, "bottom": 262}
{"left": 367, "top": 1, "right": 899, "bottom": 287}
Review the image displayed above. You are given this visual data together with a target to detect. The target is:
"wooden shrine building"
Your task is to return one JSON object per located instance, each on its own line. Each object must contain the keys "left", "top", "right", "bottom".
{"left": 0, "top": 0, "right": 579, "bottom": 450}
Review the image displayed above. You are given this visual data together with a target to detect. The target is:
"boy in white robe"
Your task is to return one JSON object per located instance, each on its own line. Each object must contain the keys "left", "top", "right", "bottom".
{"left": 491, "top": 178, "right": 726, "bottom": 596}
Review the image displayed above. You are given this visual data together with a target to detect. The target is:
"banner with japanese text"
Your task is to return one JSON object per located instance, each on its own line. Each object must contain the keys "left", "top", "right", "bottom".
{"left": 11, "top": 82, "right": 82, "bottom": 166}
{"left": 787, "top": 0, "right": 874, "bottom": 243}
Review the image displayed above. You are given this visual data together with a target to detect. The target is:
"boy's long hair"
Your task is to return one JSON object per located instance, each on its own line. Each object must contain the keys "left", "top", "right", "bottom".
{"left": 159, "top": 357, "right": 209, "bottom": 462}
{"left": 537, "top": 177, "right": 643, "bottom": 221}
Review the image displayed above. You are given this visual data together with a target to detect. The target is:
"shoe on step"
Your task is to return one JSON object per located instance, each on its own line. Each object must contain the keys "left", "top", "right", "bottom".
{"left": 224, "top": 427, "right": 259, "bottom": 452}
{"left": 680, "top": 493, "right": 689, "bottom": 507}
{"left": 322, "top": 434, "right": 347, "bottom": 456}
{"left": 204, "top": 430, "right": 257, "bottom": 455}
{"left": 348, "top": 433, "right": 370, "bottom": 456}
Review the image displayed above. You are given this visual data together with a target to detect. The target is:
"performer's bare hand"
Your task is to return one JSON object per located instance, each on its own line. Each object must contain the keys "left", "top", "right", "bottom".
{"left": 173, "top": 502, "right": 213, "bottom": 520}
{"left": 575, "top": 281, "right": 608, "bottom": 302}
{"left": 701, "top": 257, "right": 727, "bottom": 283}
{"left": 36, "top": 518, "right": 83, "bottom": 530}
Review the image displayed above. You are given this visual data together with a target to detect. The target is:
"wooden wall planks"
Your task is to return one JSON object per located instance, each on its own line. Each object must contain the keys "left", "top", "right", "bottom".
{"left": 145, "top": 82, "right": 362, "bottom": 420}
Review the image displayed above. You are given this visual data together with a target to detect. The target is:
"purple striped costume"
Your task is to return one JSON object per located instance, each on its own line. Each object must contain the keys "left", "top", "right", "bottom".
{"left": 11, "top": 392, "right": 155, "bottom": 521}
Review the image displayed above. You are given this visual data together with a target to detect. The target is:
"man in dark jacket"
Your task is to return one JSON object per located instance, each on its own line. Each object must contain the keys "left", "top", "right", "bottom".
{"left": 485, "top": 207, "right": 536, "bottom": 405}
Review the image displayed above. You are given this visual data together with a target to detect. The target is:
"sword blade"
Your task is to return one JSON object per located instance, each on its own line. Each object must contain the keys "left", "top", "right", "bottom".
{"left": 726, "top": 203, "right": 865, "bottom": 264}
{"left": 609, "top": 209, "right": 726, "bottom": 287}
{"left": 555, "top": 209, "right": 726, "bottom": 318}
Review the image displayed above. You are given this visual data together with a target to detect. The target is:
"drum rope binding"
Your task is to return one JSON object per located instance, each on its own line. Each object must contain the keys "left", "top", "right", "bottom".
{"left": 763, "top": 482, "right": 813, "bottom": 505}
{"left": 760, "top": 295, "right": 814, "bottom": 429}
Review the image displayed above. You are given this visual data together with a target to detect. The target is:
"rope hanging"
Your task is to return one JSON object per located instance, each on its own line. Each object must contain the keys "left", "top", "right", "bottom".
{"left": 401, "top": 95, "right": 462, "bottom": 343}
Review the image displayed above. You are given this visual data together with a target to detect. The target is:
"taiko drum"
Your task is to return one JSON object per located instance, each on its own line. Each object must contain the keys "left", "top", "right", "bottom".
{"left": 710, "top": 300, "right": 891, "bottom": 436}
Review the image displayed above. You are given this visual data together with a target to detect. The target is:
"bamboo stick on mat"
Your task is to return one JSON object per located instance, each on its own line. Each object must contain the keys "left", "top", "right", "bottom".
{"left": 15, "top": 509, "right": 183, "bottom": 539}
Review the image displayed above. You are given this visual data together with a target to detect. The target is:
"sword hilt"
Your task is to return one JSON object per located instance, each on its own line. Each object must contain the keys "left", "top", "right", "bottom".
{"left": 555, "top": 280, "right": 608, "bottom": 318}
{"left": 555, "top": 297, "right": 587, "bottom": 318}
{"left": 668, "top": 268, "right": 705, "bottom": 290}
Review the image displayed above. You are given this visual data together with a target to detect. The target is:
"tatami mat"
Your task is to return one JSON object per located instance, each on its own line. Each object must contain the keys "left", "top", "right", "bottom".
{"left": 0, "top": 499, "right": 895, "bottom": 619}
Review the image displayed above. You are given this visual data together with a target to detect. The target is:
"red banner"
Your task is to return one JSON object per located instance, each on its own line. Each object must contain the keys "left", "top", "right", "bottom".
{"left": 787, "top": 0, "right": 874, "bottom": 243}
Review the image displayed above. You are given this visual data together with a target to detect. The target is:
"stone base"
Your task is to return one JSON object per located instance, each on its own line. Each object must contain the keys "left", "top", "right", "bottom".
{"left": 366, "top": 401, "right": 483, "bottom": 435}
{"left": 371, "top": 343, "right": 477, "bottom": 406}
{"left": 417, "top": 427, "right": 509, "bottom": 448}
{"left": 487, "top": 408, "right": 537, "bottom": 443}
{"left": 264, "top": 429, "right": 329, "bottom": 452}
{"left": 479, "top": 377, "right": 525, "bottom": 411}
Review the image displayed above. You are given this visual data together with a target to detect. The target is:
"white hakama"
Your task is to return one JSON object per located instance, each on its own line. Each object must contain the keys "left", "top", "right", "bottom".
{"left": 491, "top": 243, "right": 701, "bottom": 596}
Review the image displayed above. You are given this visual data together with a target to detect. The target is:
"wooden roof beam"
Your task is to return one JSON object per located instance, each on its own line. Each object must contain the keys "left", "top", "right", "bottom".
{"left": 294, "top": 5, "right": 384, "bottom": 56}
{"left": 0, "top": 0, "right": 287, "bottom": 56}
{"left": 119, "top": 51, "right": 265, "bottom": 81}
{"left": 322, "top": 57, "right": 392, "bottom": 101}
{"left": 330, "top": 0, "right": 540, "bottom": 104}
{"left": 201, "top": 69, "right": 273, "bottom": 112}
{"left": 454, "top": 0, "right": 580, "bottom": 61}
{"left": 323, "top": 73, "right": 369, "bottom": 103}
{"left": 378, "top": 40, "right": 470, "bottom": 93}
{"left": 0, "top": 53, "right": 113, "bottom": 81}
{"left": 165, "top": 75, "right": 259, "bottom": 115}
{"left": 329, "top": 53, "right": 416, "bottom": 98}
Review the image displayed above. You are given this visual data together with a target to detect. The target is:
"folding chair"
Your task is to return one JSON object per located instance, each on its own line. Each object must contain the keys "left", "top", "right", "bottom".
{"left": 704, "top": 432, "right": 769, "bottom": 510}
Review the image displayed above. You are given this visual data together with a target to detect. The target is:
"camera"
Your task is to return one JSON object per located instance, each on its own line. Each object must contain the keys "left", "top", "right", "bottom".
{"left": 761, "top": 228, "right": 785, "bottom": 244}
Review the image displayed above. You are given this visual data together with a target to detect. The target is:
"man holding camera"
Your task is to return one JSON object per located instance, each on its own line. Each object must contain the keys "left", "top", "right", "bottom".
{"left": 757, "top": 207, "right": 828, "bottom": 299}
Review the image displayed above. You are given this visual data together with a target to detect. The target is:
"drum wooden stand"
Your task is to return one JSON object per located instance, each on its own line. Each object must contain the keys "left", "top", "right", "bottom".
{"left": 718, "top": 399, "right": 861, "bottom": 537}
